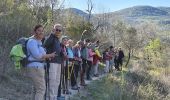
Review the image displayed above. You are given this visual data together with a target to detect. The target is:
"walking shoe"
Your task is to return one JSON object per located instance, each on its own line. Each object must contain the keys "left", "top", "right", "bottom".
{"left": 57, "top": 96, "right": 65, "bottom": 100}
{"left": 80, "top": 82, "right": 87, "bottom": 86}
{"left": 71, "top": 85, "right": 78, "bottom": 90}
{"left": 94, "top": 74, "right": 99, "bottom": 77}
{"left": 65, "top": 90, "right": 71, "bottom": 94}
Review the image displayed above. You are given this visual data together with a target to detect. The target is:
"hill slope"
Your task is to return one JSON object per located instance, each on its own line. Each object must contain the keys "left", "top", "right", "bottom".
{"left": 67, "top": 6, "right": 170, "bottom": 28}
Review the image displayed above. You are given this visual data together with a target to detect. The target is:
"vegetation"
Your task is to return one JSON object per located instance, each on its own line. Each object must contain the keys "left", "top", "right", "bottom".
{"left": 0, "top": 0, "right": 170, "bottom": 100}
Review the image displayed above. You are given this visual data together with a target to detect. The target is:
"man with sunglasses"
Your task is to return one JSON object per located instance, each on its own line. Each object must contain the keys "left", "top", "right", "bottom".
{"left": 44, "top": 24, "right": 65, "bottom": 100}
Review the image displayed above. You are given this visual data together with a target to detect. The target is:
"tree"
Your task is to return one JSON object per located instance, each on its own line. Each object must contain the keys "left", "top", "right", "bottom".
{"left": 86, "top": 0, "right": 93, "bottom": 23}
{"left": 113, "top": 22, "right": 143, "bottom": 67}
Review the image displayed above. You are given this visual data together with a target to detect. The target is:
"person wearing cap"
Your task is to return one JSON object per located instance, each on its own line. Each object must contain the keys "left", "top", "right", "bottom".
{"left": 64, "top": 39, "right": 74, "bottom": 94}
{"left": 71, "top": 41, "right": 82, "bottom": 90}
{"left": 58, "top": 36, "right": 69, "bottom": 97}
{"left": 80, "top": 39, "right": 90, "bottom": 84}
{"left": 43, "top": 24, "right": 65, "bottom": 100}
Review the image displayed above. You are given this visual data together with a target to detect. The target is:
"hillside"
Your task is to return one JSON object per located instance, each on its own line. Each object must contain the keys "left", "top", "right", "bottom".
{"left": 67, "top": 6, "right": 170, "bottom": 29}
{"left": 112, "top": 6, "right": 169, "bottom": 17}
{"left": 0, "top": 2, "right": 170, "bottom": 100}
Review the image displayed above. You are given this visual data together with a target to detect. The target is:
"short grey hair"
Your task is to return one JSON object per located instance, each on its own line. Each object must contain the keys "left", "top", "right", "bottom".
{"left": 53, "top": 24, "right": 62, "bottom": 29}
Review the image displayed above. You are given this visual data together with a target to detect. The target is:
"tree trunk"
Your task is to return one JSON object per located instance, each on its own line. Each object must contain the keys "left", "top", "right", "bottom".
{"left": 125, "top": 50, "right": 131, "bottom": 67}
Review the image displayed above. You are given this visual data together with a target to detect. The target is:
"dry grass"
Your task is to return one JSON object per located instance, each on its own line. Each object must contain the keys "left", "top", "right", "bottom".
{"left": 71, "top": 58, "right": 170, "bottom": 100}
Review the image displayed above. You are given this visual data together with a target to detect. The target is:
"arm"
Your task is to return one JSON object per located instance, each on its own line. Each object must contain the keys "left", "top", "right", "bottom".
{"left": 95, "top": 49, "right": 101, "bottom": 57}
{"left": 28, "top": 40, "right": 55, "bottom": 60}
{"left": 89, "top": 49, "right": 95, "bottom": 57}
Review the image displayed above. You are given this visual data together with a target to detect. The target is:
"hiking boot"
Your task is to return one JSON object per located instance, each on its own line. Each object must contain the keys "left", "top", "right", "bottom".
{"left": 65, "top": 90, "right": 71, "bottom": 95}
{"left": 80, "top": 82, "right": 87, "bottom": 86}
{"left": 71, "top": 85, "right": 78, "bottom": 90}
{"left": 57, "top": 96, "right": 65, "bottom": 100}
{"left": 94, "top": 74, "right": 99, "bottom": 77}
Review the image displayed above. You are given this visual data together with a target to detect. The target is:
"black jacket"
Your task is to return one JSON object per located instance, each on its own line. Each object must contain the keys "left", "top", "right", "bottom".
{"left": 118, "top": 50, "right": 124, "bottom": 60}
{"left": 43, "top": 34, "right": 64, "bottom": 64}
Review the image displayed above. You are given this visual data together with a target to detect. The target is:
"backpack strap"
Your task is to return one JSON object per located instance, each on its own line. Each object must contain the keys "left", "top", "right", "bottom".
{"left": 26, "top": 39, "right": 44, "bottom": 63}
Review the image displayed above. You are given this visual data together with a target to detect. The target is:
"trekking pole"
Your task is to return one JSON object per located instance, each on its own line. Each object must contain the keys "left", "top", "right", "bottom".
{"left": 58, "top": 63, "right": 66, "bottom": 98}
{"left": 66, "top": 61, "right": 73, "bottom": 99}
{"left": 45, "top": 63, "right": 50, "bottom": 100}
{"left": 80, "top": 30, "right": 87, "bottom": 41}
{"left": 62, "top": 62, "right": 67, "bottom": 95}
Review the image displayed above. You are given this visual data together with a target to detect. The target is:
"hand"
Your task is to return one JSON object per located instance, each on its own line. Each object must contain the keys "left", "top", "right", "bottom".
{"left": 50, "top": 52, "right": 56, "bottom": 58}
{"left": 74, "top": 57, "right": 78, "bottom": 61}
{"left": 79, "top": 58, "right": 82, "bottom": 62}
{"left": 82, "top": 30, "right": 87, "bottom": 34}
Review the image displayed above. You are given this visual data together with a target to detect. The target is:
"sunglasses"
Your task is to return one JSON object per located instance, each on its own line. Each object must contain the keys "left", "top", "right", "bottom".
{"left": 56, "top": 29, "right": 61, "bottom": 32}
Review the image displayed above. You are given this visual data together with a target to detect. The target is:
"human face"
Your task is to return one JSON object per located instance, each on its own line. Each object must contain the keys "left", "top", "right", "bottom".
{"left": 62, "top": 38, "right": 68, "bottom": 46}
{"left": 35, "top": 27, "right": 44, "bottom": 40}
{"left": 68, "top": 40, "right": 73, "bottom": 47}
{"left": 54, "top": 26, "right": 62, "bottom": 38}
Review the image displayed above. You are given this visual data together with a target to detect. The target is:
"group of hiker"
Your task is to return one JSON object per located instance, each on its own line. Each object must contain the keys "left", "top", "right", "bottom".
{"left": 12, "top": 23, "right": 124, "bottom": 100}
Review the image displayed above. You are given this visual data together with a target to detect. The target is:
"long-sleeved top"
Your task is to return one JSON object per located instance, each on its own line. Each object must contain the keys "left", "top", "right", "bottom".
{"left": 27, "top": 38, "right": 46, "bottom": 68}
{"left": 81, "top": 46, "right": 88, "bottom": 60}
{"left": 87, "top": 48, "right": 95, "bottom": 62}
{"left": 118, "top": 50, "right": 124, "bottom": 60}
{"left": 93, "top": 47, "right": 102, "bottom": 65}
{"left": 67, "top": 47, "right": 74, "bottom": 59}
{"left": 43, "top": 33, "right": 64, "bottom": 64}
{"left": 72, "top": 46, "right": 81, "bottom": 65}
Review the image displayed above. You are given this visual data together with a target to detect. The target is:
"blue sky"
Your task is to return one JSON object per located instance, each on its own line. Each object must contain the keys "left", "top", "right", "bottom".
{"left": 63, "top": 0, "right": 170, "bottom": 13}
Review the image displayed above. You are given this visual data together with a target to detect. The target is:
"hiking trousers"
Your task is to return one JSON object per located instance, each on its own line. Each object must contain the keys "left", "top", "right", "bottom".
{"left": 81, "top": 59, "right": 87, "bottom": 84}
{"left": 48, "top": 63, "right": 61, "bottom": 100}
{"left": 94, "top": 61, "right": 99, "bottom": 75}
{"left": 86, "top": 60, "right": 92, "bottom": 79}
{"left": 105, "top": 60, "right": 110, "bottom": 73}
{"left": 27, "top": 67, "right": 46, "bottom": 100}
{"left": 71, "top": 64, "right": 79, "bottom": 87}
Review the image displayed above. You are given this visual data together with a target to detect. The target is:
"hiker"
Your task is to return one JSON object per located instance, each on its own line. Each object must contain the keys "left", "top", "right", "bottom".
{"left": 65, "top": 39, "right": 74, "bottom": 94}
{"left": 26, "top": 25, "right": 56, "bottom": 100}
{"left": 103, "top": 48, "right": 112, "bottom": 73}
{"left": 71, "top": 41, "right": 82, "bottom": 90}
{"left": 80, "top": 39, "right": 89, "bottom": 84}
{"left": 117, "top": 47, "right": 125, "bottom": 71}
{"left": 43, "top": 24, "right": 65, "bottom": 100}
{"left": 114, "top": 47, "right": 119, "bottom": 70}
{"left": 109, "top": 46, "right": 115, "bottom": 72}
{"left": 93, "top": 40, "right": 102, "bottom": 77}
{"left": 86, "top": 42, "right": 96, "bottom": 80}
{"left": 58, "top": 36, "right": 69, "bottom": 97}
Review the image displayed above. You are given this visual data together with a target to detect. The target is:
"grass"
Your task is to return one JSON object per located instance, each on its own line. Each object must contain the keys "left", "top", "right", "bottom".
{"left": 71, "top": 66, "right": 170, "bottom": 100}
{"left": 0, "top": 70, "right": 33, "bottom": 100}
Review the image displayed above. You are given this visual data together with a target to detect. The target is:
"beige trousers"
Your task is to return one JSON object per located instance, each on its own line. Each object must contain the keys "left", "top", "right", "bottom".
{"left": 27, "top": 67, "right": 46, "bottom": 100}
{"left": 48, "top": 63, "right": 61, "bottom": 100}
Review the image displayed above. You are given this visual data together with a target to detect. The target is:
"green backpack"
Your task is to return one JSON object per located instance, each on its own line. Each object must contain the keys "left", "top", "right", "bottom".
{"left": 10, "top": 37, "right": 30, "bottom": 70}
